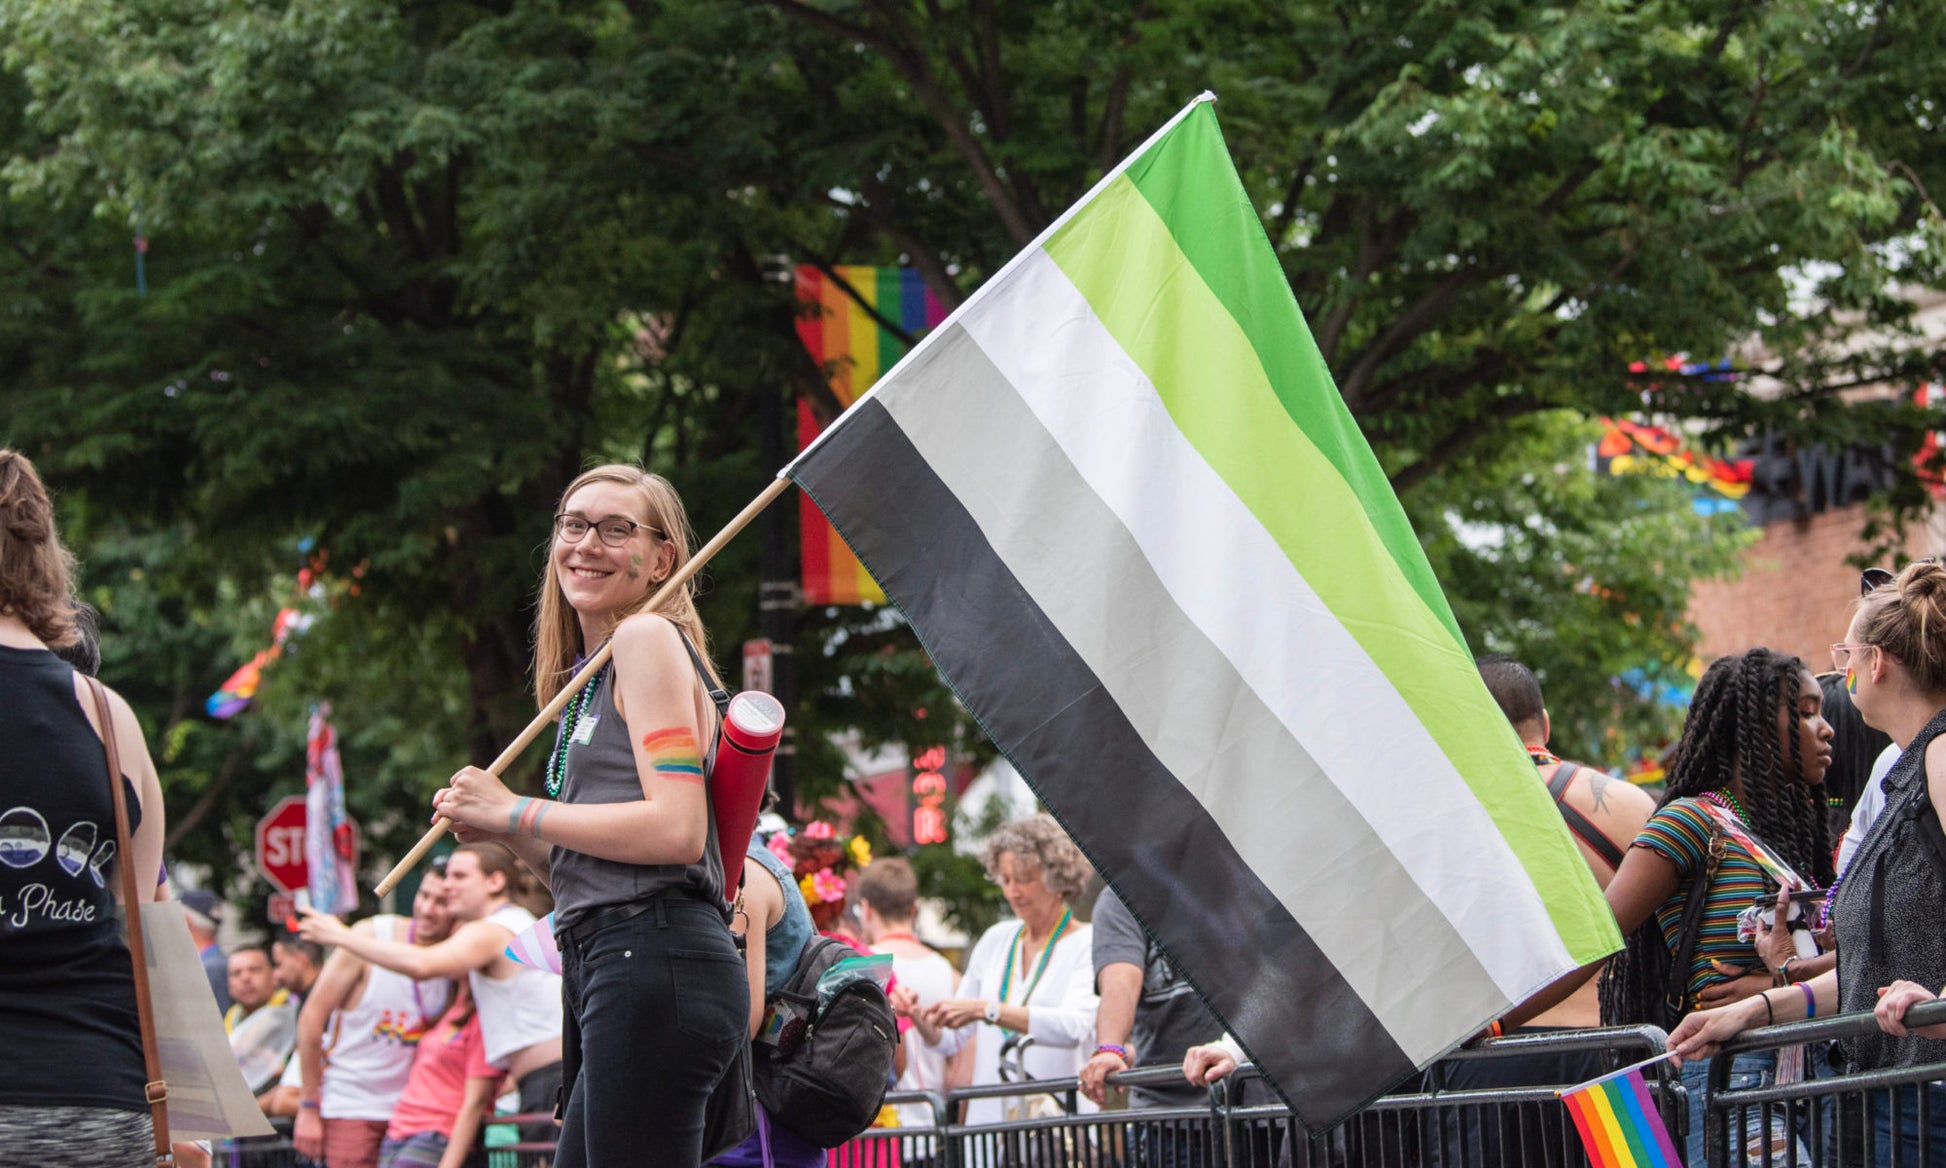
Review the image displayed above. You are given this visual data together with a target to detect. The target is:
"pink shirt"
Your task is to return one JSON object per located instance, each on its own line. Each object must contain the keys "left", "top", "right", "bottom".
{"left": 385, "top": 1011, "right": 500, "bottom": 1141}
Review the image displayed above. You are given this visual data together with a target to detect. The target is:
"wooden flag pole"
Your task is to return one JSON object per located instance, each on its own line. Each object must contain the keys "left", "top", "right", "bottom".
{"left": 374, "top": 475, "right": 796, "bottom": 896}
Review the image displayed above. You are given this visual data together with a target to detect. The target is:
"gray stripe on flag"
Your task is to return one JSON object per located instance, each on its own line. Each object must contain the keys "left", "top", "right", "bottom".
{"left": 791, "top": 395, "right": 1419, "bottom": 1126}
{"left": 877, "top": 322, "right": 1508, "bottom": 1052}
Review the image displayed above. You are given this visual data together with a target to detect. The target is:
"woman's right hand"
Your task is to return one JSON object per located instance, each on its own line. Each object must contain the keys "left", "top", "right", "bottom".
{"left": 1668, "top": 997, "right": 1764, "bottom": 1066}
{"left": 1876, "top": 980, "right": 1941, "bottom": 1037}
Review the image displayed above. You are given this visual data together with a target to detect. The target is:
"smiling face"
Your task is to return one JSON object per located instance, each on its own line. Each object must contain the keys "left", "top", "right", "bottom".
{"left": 412, "top": 872, "right": 453, "bottom": 943}
{"left": 441, "top": 851, "right": 506, "bottom": 922}
{"left": 552, "top": 481, "right": 668, "bottom": 632}
{"left": 1782, "top": 668, "right": 1836, "bottom": 785}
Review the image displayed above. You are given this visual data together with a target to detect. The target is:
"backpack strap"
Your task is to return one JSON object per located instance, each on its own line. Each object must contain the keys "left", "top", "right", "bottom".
{"left": 1545, "top": 762, "right": 1628, "bottom": 871}
{"left": 675, "top": 629, "right": 732, "bottom": 721}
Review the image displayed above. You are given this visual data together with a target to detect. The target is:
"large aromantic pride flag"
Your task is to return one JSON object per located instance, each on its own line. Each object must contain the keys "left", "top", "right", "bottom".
{"left": 785, "top": 94, "right": 1621, "bottom": 1129}
{"left": 794, "top": 265, "right": 949, "bottom": 605}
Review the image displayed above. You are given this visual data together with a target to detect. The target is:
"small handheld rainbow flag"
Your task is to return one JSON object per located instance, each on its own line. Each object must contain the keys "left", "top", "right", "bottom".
{"left": 1559, "top": 1054, "right": 1684, "bottom": 1168}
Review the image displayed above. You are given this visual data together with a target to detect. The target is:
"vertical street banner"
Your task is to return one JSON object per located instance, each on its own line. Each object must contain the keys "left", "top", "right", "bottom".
{"left": 793, "top": 265, "right": 949, "bottom": 605}
{"left": 786, "top": 94, "right": 1621, "bottom": 1129}
{"left": 304, "top": 705, "right": 357, "bottom": 916}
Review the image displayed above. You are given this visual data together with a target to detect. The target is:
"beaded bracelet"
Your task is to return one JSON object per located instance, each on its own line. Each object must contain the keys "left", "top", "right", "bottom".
{"left": 1093, "top": 1044, "right": 1130, "bottom": 1063}
{"left": 1800, "top": 982, "right": 1817, "bottom": 1019}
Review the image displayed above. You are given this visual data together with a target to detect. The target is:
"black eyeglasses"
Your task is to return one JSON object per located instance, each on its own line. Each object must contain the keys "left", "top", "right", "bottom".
{"left": 554, "top": 513, "right": 660, "bottom": 547}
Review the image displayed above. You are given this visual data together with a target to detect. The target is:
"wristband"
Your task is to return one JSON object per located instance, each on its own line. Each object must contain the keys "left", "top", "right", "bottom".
{"left": 1800, "top": 982, "right": 1816, "bottom": 1019}
{"left": 1093, "top": 1043, "right": 1130, "bottom": 1063}
{"left": 1487, "top": 1020, "right": 1504, "bottom": 1039}
{"left": 1779, "top": 956, "right": 1798, "bottom": 984}
{"left": 1759, "top": 992, "right": 1775, "bottom": 1027}
{"left": 298, "top": 1100, "right": 320, "bottom": 1110}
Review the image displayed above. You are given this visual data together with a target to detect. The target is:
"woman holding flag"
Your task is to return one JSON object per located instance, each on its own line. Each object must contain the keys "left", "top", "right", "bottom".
{"left": 430, "top": 464, "right": 746, "bottom": 1168}
{"left": 1674, "top": 562, "right": 1946, "bottom": 1167}
{"left": 1502, "top": 647, "right": 1835, "bottom": 1167}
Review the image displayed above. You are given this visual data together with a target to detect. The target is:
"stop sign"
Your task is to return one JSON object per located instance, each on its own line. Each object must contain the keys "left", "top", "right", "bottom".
{"left": 255, "top": 796, "right": 310, "bottom": 894}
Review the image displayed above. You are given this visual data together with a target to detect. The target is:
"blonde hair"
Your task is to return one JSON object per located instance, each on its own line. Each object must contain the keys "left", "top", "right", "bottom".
{"left": 1857, "top": 560, "right": 1946, "bottom": 694}
{"left": 979, "top": 813, "right": 1093, "bottom": 901}
{"left": 532, "top": 464, "right": 722, "bottom": 708}
{"left": 0, "top": 450, "right": 79, "bottom": 648}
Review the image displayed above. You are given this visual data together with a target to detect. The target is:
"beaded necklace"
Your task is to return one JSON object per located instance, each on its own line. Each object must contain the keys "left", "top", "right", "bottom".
{"left": 1701, "top": 788, "right": 1750, "bottom": 826}
{"left": 545, "top": 663, "right": 608, "bottom": 798}
{"left": 1526, "top": 745, "right": 1562, "bottom": 767}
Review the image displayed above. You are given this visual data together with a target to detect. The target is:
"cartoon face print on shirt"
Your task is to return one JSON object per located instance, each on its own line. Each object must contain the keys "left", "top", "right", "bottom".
{"left": 56, "top": 821, "right": 98, "bottom": 878}
{"left": 0, "top": 807, "right": 51, "bottom": 868}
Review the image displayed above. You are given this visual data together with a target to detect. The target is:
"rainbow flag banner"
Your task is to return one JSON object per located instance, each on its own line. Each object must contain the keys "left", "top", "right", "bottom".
{"left": 785, "top": 93, "right": 1620, "bottom": 1130}
{"left": 1561, "top": 1066, "right": 1684, "bottom": 1168}
{"left": 794, "top": 265, "right": 949, "bottom": 605}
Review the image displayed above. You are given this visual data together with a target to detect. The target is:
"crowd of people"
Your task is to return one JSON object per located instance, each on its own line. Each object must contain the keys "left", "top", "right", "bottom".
{"left": 11, "top": 440, "right": 1946, "bottom": 1168}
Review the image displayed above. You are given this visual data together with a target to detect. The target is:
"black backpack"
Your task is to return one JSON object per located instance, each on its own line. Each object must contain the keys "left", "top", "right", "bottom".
{"left": 753, "top": 934, "right": 900, "bottom": 1146}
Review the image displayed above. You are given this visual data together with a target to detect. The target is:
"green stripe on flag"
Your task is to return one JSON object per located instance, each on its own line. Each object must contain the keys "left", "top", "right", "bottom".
{"left": 1044, "top": 176, "right": 1614, "bottom": 959}
{"left": 1122, "top": 103, "right": 1466, "bottom": 652}
{"left": 877, "top": 267, "right": 909, "bottom": 370}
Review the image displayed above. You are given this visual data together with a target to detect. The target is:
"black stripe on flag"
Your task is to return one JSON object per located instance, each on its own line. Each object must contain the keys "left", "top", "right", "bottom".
{"left": 792, "top": 398, "right": 1420, "bottom": 1128}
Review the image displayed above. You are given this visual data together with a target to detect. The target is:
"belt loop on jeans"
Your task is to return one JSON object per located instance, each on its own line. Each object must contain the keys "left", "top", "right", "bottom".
{"left": 653, "top": 895, "right": 669, "bottom": 928}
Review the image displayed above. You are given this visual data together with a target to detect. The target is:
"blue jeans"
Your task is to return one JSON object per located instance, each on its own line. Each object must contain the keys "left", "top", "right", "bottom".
{"left": 555, "top": 892, "right": 749, "bottom": 1168}
{"left": 1684, "top": 1049, "right": 1789, "bottom": 1168}
{"left": 1868, "top": 1081, "right": 1946, "bottom": 1168}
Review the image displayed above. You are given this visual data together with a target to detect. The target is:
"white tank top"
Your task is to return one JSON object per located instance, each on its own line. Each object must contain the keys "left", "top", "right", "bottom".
{"left": 321, "top": 917, "right": 455, "bottom": 1120}
{"left": 470, "top": 904, "right": 562, "bottom": 1067}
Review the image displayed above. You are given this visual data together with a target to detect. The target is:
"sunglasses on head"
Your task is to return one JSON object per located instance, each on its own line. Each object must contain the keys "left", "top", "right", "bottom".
{"left": 1861, "top": 557, "right": 1944, "bottom": 596}
{"left": 429, "top": 855, "right": 450, "bottom": 876}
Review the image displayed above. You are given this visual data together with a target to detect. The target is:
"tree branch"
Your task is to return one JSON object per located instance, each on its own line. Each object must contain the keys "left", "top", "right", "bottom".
{"left": 1339, "top": 266, "right": 1476, "bottom": 409}
{"left": 1391, "top": 396, "right": 1561, "bottom": 493}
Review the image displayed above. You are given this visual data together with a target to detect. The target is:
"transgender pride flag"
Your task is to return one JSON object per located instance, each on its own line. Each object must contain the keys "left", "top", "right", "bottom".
{"left": 305, "top": 705, "right": 357, "bottom": 916}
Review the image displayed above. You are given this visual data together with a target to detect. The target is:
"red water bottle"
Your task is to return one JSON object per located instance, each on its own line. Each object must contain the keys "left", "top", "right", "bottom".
{"left": 710, "top": 690, "right": 786, "bottom": 902}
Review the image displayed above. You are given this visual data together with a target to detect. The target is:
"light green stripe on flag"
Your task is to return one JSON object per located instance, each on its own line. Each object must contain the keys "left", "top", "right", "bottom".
{"left": 1123, "top": 104, "right": 1466, "bottom": 650}
{"left": 1044, "top": 173, "right": 1612, "bottom": 958}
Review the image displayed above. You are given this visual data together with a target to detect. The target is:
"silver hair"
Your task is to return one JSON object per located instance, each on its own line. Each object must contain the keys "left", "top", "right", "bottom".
{"left": 978, "top": 813, "right": 1092, "bottom": 901}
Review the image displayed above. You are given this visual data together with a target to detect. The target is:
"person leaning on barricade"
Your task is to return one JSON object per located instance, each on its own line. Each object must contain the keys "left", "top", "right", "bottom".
{"left": 906, "top": 813, "right": 1100, "bottom": 1129}
{"left": 1486, "top": 648, "right": 1837, "bottom": 1167}
{"left": 0, "top": 449, "right": 209, "bottom": 1168}
{"left": 1672, "top": 561, "right": 1946, "bottom": 1167}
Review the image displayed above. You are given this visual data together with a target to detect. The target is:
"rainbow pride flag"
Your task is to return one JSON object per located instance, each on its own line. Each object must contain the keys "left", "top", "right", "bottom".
{"left": 1561, "top": 1066, "right": 1684, "bottom": 1168}
{"left": 794, "top": 265, "right": 948, "bottom": 605}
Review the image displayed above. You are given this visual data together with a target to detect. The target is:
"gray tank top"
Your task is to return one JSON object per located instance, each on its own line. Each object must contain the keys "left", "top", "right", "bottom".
{"left": 548, "top": 664, "right": 724, "bottom": 929}
{"left": 1834, "top": 707, "right": 1946, "bottom": 1071}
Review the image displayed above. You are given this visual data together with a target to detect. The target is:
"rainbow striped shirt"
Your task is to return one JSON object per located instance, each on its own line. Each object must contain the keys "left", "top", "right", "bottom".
{"left": 1634, "top": 798, "right": 1771, "bottom": 1006}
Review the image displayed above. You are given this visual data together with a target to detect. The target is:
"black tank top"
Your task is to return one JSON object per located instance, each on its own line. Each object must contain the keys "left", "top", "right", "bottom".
{"left": 0, "top": 644, "right": 146, "bottom": 1110}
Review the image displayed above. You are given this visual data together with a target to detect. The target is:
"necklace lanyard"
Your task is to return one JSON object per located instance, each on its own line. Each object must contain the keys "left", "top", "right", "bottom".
{"left": 1697, "top": 794, "right": 1810, "bottom": 890}
{"left": 997, "top": 907, "right": 1072, "bottom": 1029}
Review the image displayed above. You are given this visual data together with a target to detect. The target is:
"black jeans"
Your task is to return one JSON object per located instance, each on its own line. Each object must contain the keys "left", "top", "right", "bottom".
{"left": 555, "top": 891, "right": 749, "bottom": 1168}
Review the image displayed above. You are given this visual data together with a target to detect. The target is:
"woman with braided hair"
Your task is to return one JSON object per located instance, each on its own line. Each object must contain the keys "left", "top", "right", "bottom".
{"left": 1501, "top": 648, "right": 1834, "bottom": 1166}
{"left": 1674, "top": 562, "right": 1946, "bottom": 1166}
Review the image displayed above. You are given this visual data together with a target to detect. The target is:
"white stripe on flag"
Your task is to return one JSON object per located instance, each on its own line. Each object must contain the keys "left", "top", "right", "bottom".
{"left": 875, "top": 322, "right": 1510, "bottom": 1054}
{"left": 943, "top": 248, "right": 1577, "bottom": 1010}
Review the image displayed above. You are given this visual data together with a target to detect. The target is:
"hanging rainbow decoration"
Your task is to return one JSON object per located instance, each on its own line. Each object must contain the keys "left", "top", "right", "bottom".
{"left": 793, "top": 265, "right": 949, "bottom": 605}
{"left": 205, "top": 607, "right": 311, "bottom": 718}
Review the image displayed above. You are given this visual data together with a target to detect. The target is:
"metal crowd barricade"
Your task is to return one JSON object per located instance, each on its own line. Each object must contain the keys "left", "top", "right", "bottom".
{"left": 884, "top": 1024, "right": 1678, "bottom": 1168}
{"left": 1704, "top": 998, "right": 1946, "bottom": 1168}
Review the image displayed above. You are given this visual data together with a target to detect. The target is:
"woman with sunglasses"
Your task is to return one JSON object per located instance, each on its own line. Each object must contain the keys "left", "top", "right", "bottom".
{"left": 431, "top": 465, "right": 745, "bottom": 1168}
{"left": 1672, "top": 560, "right": 1946, "bottom": 1165}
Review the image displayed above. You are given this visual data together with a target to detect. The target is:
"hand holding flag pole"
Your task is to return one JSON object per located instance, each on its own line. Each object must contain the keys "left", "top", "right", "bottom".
{"left": 374, "top": 476, "right": 795, "bottom": 897}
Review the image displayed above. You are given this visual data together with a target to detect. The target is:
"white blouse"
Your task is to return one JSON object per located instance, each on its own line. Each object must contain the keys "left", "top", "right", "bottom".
{"left": 925, "top": 918, "right": 1100, "bottom": 1127}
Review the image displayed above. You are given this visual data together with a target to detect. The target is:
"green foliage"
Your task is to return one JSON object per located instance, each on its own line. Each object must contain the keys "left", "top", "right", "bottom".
{"left": 1410, "top": 415, "right": 1755, "bottom": 765}
{"left": 0, "top": 0, "right": 1939, "bottom": 904}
